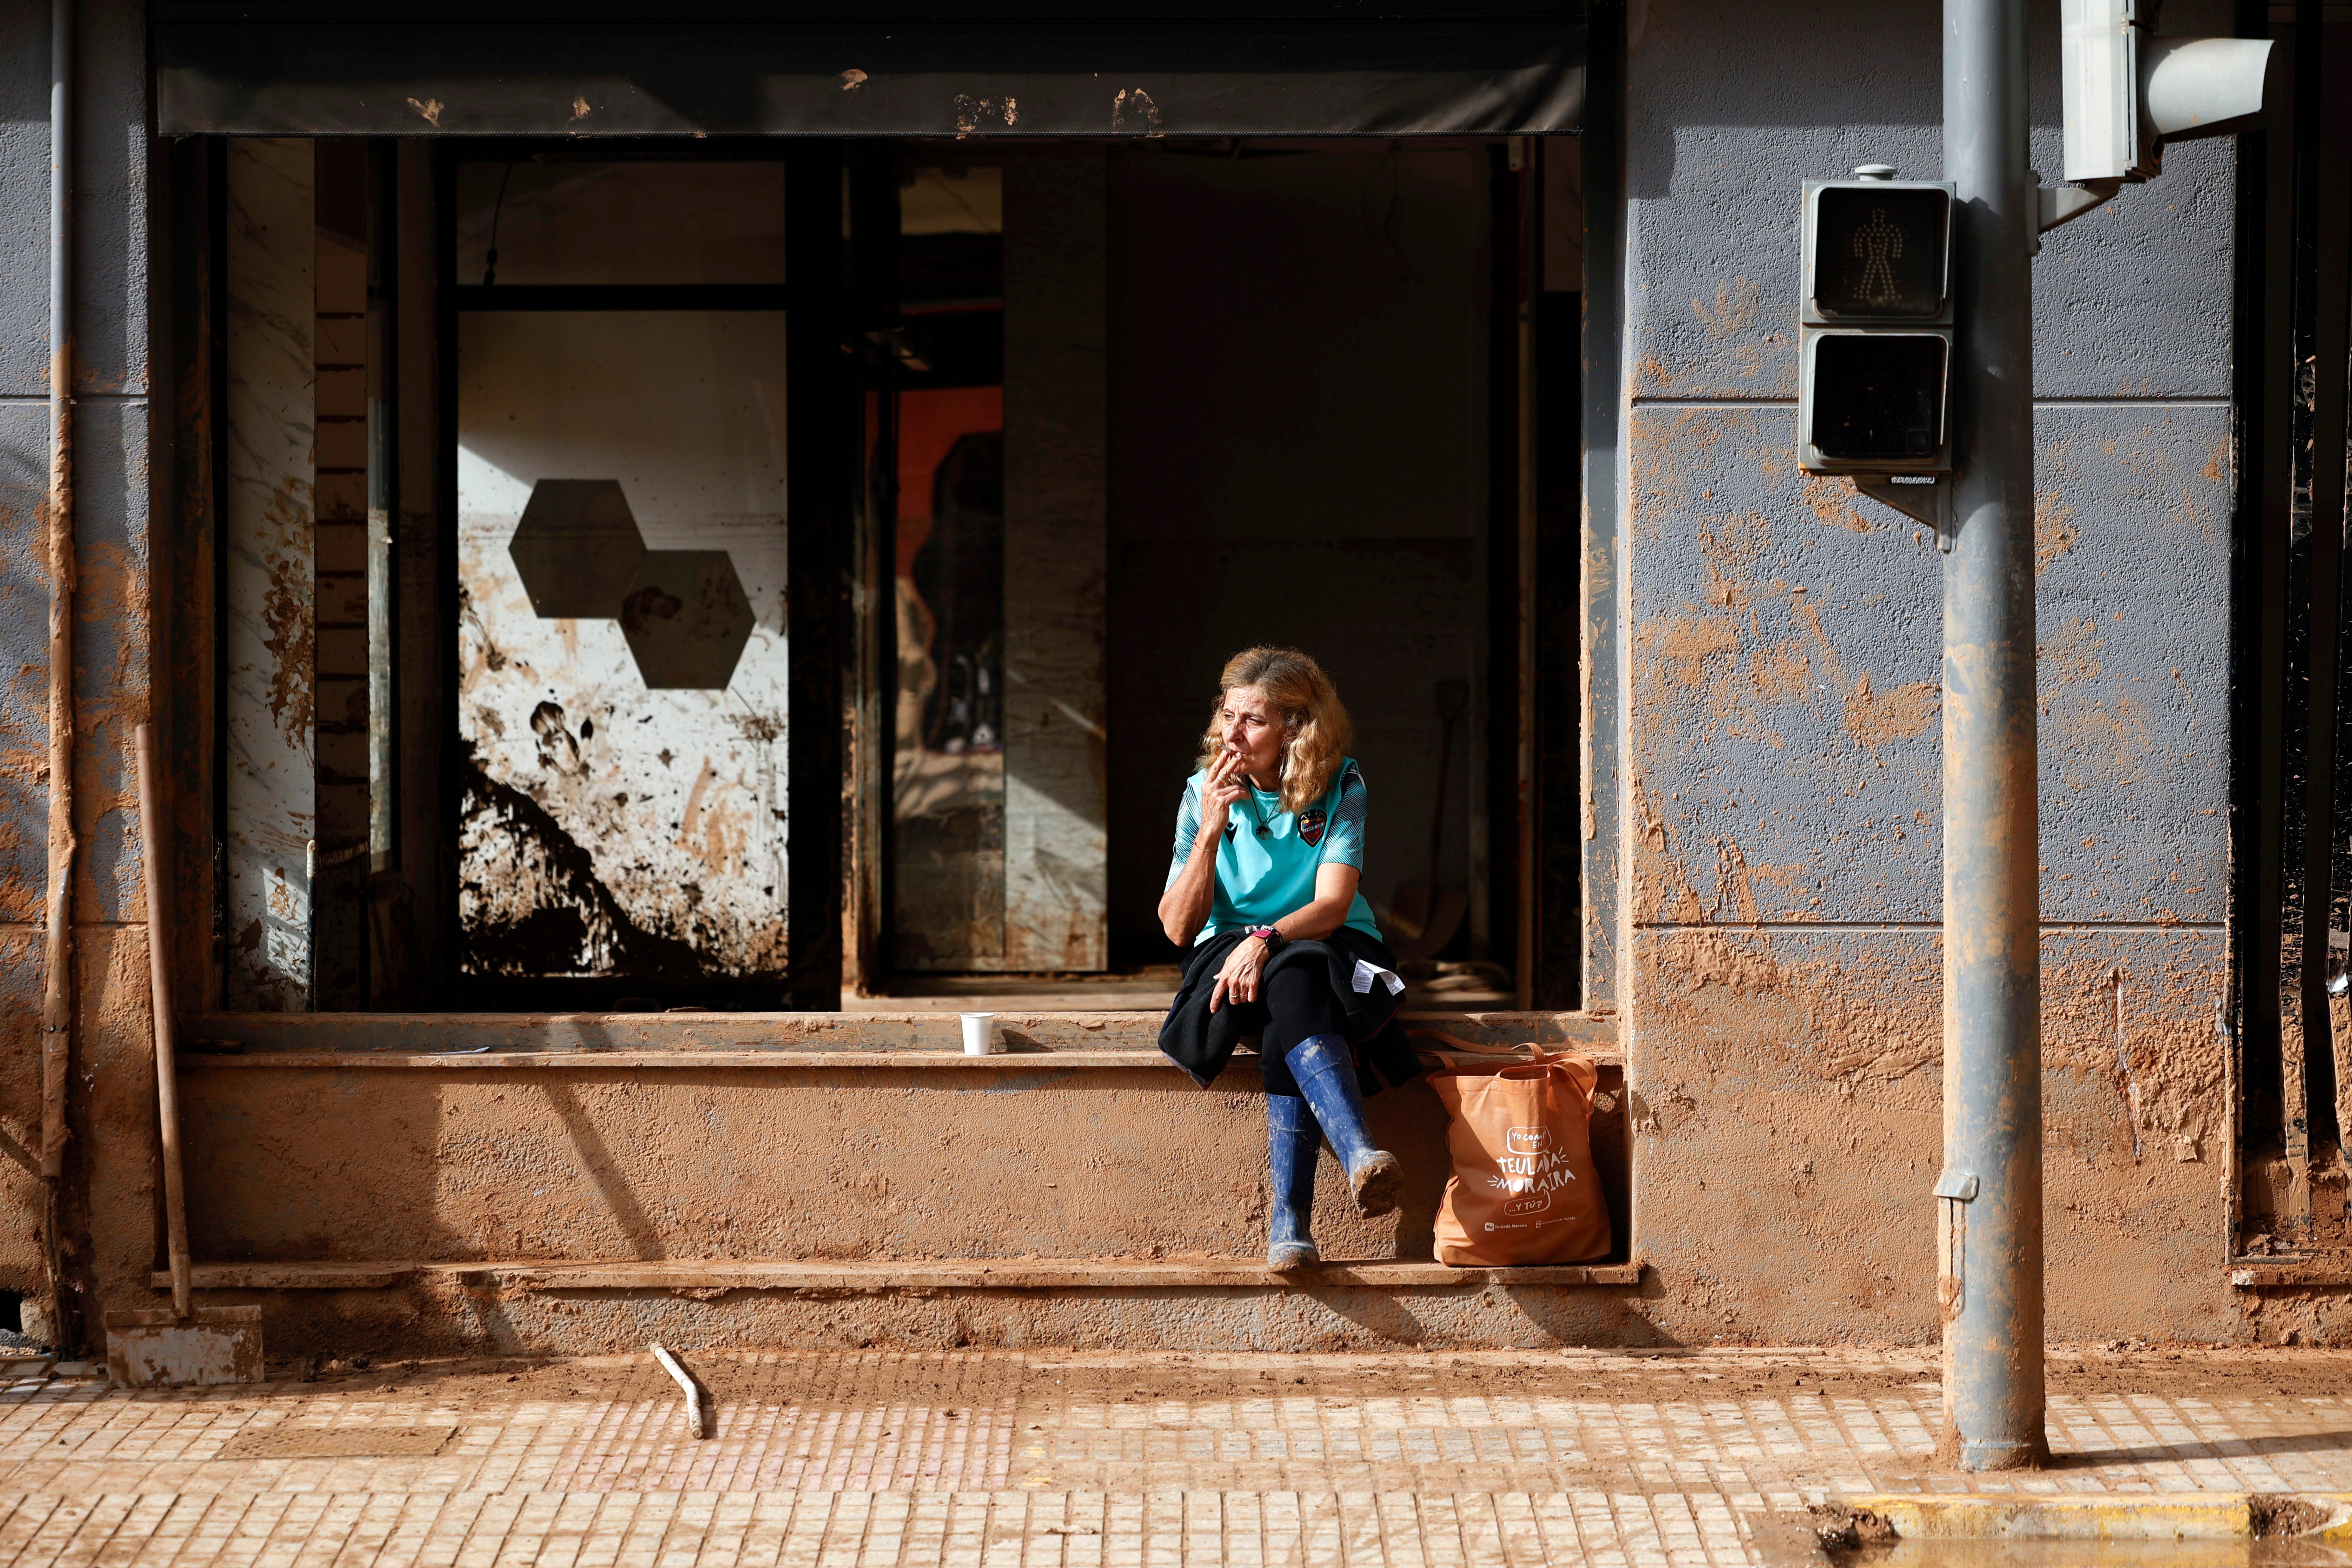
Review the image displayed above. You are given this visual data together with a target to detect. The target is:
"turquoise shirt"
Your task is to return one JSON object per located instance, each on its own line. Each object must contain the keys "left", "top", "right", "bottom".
{"left": 1167, "top": 758, "right": 1381, "bottom": 945}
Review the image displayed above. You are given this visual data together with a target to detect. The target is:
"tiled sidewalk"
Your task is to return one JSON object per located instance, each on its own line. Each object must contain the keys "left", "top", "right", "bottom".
{"left": 0, "top": 1345, "right": 2343, "bottom": 1563}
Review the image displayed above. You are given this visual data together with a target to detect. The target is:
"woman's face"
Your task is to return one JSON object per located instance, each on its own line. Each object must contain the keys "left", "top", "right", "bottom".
{"left": 1218, "top": 684, "right": 1287, "bottom": 782}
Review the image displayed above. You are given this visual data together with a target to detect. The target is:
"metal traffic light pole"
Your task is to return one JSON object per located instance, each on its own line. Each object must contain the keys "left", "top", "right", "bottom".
{"left": 1938, "top": 0, "right": 2046, "bottom": 1471}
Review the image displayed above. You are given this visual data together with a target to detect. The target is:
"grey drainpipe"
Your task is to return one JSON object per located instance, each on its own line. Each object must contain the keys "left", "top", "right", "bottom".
{"left": 41, "top": 0, "right": 77, "bottom": 1353}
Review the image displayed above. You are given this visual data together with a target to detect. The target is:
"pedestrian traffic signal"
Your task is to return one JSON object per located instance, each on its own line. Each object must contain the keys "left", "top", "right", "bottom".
{"left": 1799, "top": 168, "right": 1956, "bottom": 477}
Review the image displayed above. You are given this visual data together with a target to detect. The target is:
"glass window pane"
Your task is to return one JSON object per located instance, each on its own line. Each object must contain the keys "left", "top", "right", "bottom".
{"left": 456, "top": 309, "right": 789, "bottom": 983}
{"left": 454, "top": 162, "right": 787, "bottom": 287}
{"left": 888, "top": 162, "right": 1008, "bottom": 972}
{"left": 892, "top": 389, "right": 1006, "bottom": 969}
{"left": 900, "top": 166, "right": 1001, "bottom": 237}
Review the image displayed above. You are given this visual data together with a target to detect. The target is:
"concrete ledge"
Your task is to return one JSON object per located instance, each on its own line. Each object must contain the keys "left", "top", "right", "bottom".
{"left": 179, "top": 1049, "right": 1628, "bottom": 1072}
{"left": 1844, "top": 1492, "right": 2352, "bottom": 1542}
{"left": 178, "top": 1010, "right": 1621, "bottom": 1060}
{"left": 155, "top": 1258, "right": 1645, "bottom": 1292}
{"left": 180, "top": 1050, "right": 1225, "bottom": 1071}
{"left": 2230, "top": 1256, "right": 2352, "bottom": 1289}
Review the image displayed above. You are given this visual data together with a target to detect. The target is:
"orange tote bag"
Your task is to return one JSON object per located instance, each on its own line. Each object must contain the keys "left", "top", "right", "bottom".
{"left": 1428, "top": 1051, "right": 1612, "bottom": 1266}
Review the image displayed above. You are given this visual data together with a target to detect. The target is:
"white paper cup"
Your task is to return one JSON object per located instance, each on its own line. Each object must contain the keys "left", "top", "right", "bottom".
{"left": 960, "top": 1013, "right": 1003, "bottom": 1055}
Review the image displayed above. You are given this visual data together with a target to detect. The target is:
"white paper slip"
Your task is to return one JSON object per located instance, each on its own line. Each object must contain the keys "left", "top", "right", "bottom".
{"left": 1353, "top": 958, "right": 1406, "bottom": 996}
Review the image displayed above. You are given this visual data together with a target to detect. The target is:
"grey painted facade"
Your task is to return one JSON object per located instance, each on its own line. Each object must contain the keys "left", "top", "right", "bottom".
{"left": 1616, "top": 0, "right": 2241, "bottom": 1341}
{"left": 0, "top": 0, "right": 2290, "bottom": 1351}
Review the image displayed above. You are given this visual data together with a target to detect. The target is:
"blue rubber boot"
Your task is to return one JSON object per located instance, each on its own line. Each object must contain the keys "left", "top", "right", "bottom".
{"left": 1265, "top": 1094, "right": 1322, "bottom": 1271}
{"left": 1287, "top": 1034, "right": 1403, "bottom": 1217}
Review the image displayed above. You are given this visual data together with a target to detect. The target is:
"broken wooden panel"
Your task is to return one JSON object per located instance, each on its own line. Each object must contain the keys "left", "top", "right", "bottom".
{"left": 223, "top": 137, "right": 316, "bottom": 1012}
{"left": 455, "top": 309, "right": 791, "bottom": 982}
{"left": 1000, "top": 151, "right": 1108, "bottom": 972}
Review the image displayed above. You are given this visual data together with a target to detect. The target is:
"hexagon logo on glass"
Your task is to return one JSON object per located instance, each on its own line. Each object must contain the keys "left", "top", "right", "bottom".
{"left": 507, "top": 479, "right": 755, "bottom": 690}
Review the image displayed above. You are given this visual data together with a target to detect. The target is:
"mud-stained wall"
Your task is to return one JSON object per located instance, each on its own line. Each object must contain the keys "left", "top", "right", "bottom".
{"left": 175, "top": 1065, "right": 1472, "bottom": 1264}
{"left": 1618, "top": 0, "right": 2239, "bottom": 1342}
{"left": 0, "top": 0, "right": 161, "bottom": 1346}
{"left": 0, "top": 0, "right": 59, "bottom": 1308}
{"left": 0, "top": 0, "right": 2266, "bottom": 1358}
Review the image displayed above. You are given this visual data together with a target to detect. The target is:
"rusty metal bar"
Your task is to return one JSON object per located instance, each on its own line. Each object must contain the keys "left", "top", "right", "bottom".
{"left": 1937, "top": 0, "right": 2047, "bottom": 1473}
{"left": 135, "top": 726, "right": 194, "bottom": 1320}
{"left": 41, "top": 0, "right": 78, "bottom": 1349}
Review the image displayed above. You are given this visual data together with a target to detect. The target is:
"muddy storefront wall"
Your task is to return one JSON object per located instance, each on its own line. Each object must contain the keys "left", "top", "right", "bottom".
{"left": 0, "top": 0, "right": 162, "bottom": 1345}
{"left": 0, "top": 0, "right": 2269, "bottom": 1350}
{"left": 1619, "top": 0, "right": 2244, "bottom": 1342}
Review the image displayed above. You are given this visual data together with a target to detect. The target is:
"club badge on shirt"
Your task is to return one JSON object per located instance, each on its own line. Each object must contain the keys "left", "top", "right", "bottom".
{"left": 1297, "top": 808, "right": 1328, "bottom": 847}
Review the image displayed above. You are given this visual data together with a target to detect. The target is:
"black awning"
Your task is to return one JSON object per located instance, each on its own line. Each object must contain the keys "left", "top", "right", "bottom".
{"left": 154, "top": 7, "right": 1586, "bottom": 138}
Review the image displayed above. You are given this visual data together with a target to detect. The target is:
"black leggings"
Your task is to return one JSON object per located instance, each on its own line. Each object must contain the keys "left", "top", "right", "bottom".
{"left": 1228, "top": 960, "right": 1350, "bottom": 1097}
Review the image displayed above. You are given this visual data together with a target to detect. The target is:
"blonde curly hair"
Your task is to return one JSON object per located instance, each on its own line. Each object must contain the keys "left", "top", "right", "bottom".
{"left": 1195, "top": 647, "right": 1354, "bottom": 816}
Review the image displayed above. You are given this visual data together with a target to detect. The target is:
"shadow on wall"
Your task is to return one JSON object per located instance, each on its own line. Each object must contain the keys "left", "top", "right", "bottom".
{"left": 1623, "top": 0, "right": 1944, "bottom": 205}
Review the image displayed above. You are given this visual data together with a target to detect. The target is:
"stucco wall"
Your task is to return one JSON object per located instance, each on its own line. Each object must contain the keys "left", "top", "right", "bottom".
{"left": 0, "top": 0, "right": 2262, "bottom": 1355}
{"left": 0, "top": 0, "right": 160, "bottom": 1347}
{"left": 1618, "top": 0, "right": 2240, "bottom": 1343}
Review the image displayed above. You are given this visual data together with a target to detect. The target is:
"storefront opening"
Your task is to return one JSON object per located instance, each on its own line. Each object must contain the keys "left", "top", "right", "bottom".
{"left": 186, "top": 132, "right": 1585, "bottom": 1014}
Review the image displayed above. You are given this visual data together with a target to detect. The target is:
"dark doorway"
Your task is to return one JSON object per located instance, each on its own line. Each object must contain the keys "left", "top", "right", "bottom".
{"left": 1100, "top": 139, "right": 1580, "bottom": 1009}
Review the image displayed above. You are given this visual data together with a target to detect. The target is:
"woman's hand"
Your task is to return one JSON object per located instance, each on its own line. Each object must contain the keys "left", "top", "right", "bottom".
{"left": 1155, "top": 747, "right": 1260, "bottom": 948}
{"left": 1198, "top": 746, "right": 1250, "bottom": 839}
{"left": 1209, "top": 931, "right": 1268, "bottom": 1013}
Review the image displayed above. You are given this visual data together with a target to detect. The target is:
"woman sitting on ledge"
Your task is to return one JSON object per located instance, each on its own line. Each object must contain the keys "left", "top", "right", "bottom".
{"left": 1155, "top": 646, "right": 1422, "bottom": 1271}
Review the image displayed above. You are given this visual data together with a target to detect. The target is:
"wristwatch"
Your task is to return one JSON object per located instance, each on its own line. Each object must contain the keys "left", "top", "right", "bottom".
{"left": 1249, "top": 925, "right": 1284, "bottom": 952}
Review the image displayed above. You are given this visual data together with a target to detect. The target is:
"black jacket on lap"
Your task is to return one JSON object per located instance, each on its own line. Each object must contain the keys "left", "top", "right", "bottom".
{"left": 1157, "top": 925, "right": 1421, "bottom": 1094}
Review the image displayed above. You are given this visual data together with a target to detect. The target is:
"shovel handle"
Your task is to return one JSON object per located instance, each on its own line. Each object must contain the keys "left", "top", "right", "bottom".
{"left": 135, "top": 725, "right": 193, "bottom": 1320}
